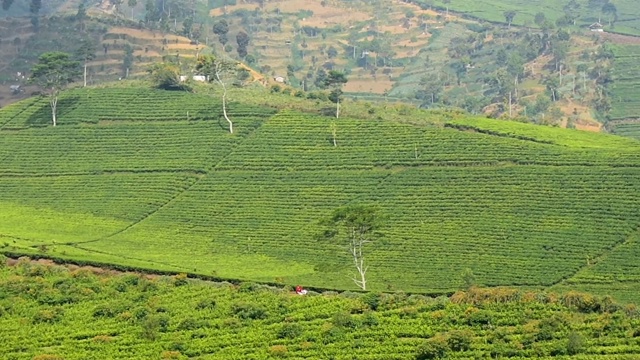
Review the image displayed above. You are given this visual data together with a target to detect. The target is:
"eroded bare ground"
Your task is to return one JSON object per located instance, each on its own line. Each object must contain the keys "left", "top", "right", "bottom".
{"left": 599, "top": 31, "right": 640, "bottom": 45}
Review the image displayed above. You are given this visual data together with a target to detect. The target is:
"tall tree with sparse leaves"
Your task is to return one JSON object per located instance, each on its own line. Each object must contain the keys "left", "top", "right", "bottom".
{"left": 504, "top": 10, "right": 516, "bottom": 28}
{"left": 29, "top": 52, "right": 80, "bottom": 127}
{"left": 319, "top": 204, "right": 384, "bottom": 291}
{"left": 323, "top": 70, "right": 348, "bottom": 118}
{"left": 128, "top": 0, "right": 137, "bottom": 19}
{"left": 196, "top": 54, "right": 237, "bottom": 133}
{"left": 76, "top": 39, "right": 96, "bottom": 87}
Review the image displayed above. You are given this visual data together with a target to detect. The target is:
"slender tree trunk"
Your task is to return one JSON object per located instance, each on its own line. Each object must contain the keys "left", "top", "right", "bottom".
{"left": 331, "top": 122, "right": 337, "bottom": 147}
{"left": 84, "top": 61, "right": 87, "bottom": 87}
{"left": 216, "top": 72, "right": 233, "bottom": 133}
{"left": 336, "top": 97, "right": 340, "bottom": 119}
{"left": 50, "top": 95, "right": 58, "bottom": 127}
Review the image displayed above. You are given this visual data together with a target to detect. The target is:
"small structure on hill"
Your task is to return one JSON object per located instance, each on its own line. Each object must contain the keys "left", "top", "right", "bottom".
{"left": 10, "top": 85, "right": 22, "bottom": 94}
{"left": 274, "top": 76, "right": 285, "bottom": 83}
{"left": 180, "top": 75, "right": 208, "bottom": 82}
{"left": 589, "top": 22, "right": 604, "bottom": 32}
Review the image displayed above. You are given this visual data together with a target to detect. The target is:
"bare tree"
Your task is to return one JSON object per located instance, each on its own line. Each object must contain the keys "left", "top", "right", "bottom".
{"left": 320, "top": 205, "right": 384, "bottom": 290}
{"left": 196, "top": 54, "right": 237, "bottom": 133}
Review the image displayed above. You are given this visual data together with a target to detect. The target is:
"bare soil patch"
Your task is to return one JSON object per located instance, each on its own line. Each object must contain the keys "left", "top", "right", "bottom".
{"left": 344, "top": 79, "right": 394, "bottom": 94}
{"left": 598, "top": 32, "right": 640, "bottom": 45}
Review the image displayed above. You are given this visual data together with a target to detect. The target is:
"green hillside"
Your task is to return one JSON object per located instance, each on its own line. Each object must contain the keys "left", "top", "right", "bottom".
{"left": 3, "top": 259, "right": 640, "bottom": 359}
{"left": 1, "top": 86, "right": 640, "bottom": 302}
{"left": 414, "top": 0, "right": 640, "bottom": 36}
{"left": 607, "top": 44, "right": 640, "bottom": 140}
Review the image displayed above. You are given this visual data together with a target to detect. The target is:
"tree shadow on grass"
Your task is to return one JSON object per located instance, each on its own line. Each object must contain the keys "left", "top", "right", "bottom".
{"left": 27, "top": 95, "right": 80, "bottom": 127}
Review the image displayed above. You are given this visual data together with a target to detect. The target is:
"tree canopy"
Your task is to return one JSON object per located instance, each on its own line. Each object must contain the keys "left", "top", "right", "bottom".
{"left": 30, "top": 52, "right": 80, "bottom": 126}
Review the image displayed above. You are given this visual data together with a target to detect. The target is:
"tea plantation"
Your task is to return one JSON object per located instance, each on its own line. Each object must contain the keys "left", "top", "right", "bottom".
{"left": 1, "top": 86, "right": 640, "bottom": 302}
{"left": 2, "top": 259, "right": 640, "bottom": 359}
{"left": 609, "top": 44, "right": 640, "bottom": 141}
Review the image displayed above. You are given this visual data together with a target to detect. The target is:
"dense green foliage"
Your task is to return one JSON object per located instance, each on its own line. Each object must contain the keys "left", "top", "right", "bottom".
{"left": 1, "top": 86, "right": 640, "bottom": 301}
{"left": 2, "top": 261, "right": 640, "bottom": 359}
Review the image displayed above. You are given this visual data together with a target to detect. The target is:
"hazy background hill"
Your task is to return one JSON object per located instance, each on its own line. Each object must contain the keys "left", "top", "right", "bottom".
{"left": 0, "top": 0, "right": 639, "bottom": 136}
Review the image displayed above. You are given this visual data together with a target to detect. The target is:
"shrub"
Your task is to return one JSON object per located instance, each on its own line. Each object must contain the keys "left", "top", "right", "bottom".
{"left": 141, "top": 316, "right": 161, "bottom": 340}
{"left": 447, "top": 330, "right": 473, "bottom": 352}
{"left": 161, "top": 350, "right": 181, "bottom": 359}
{"left": 467, "top": 310, "right": 492, "bottom": 327}
{"left": 362, "top": 292, "right": 382, "bottom": 310}
{"left": 416, "top": 336, "right": 449, "bottom": 360}
{"left": 362, "top": 312, "right": 379, "bottom": 327}
{"left": 268, "top": 345, "right": 288, "bottom": 357}
{"left": 195, "top": 299, "right": 216, "bottom": 310}
{"left": 33, "top": 308, "right": 64, "bottom": 323}
{"left": 232, "top": 302, "right": 267, "bottom": 320}
{"left": 567, "top": 331, "right": 585, "bottom": 355}
{"left": 277, "top": 323, "right": 303, "bottom": 339}
{"left": 148, "top": 63, "right": 190, "bottom": 91}
{"left": 173, "top": 273, "right": 188, "bottom": 287}
{"left": 270, "top": 84, "right": 281, "bottom": 93}
{"left": 92, "top": 335, "right": 114, "bottom": 343}
{"left": 238, "top": 282, "right": 259, "bottom": 293}
{"left": 562, "top": 291, "right": 601, "bottom": 313}
{"left": 536, "top": 315, "right": 567, "bottom": 341}
{"left": 134, "top": 307, "right": 149, "bottom": 320}
{"left": 322, "top": 325, "right": 345, "bottom": 344}
{"left": 93, "top": 303, "right": 121, "bottom": 318}
{"left": 177, "top": 317, "right": 201, "bottom": 331}
{"left": 332, "top": 311, "right": 359, "bottom": 329}
{"left": 33, "top": 355, "right": 63, "bottom": 360}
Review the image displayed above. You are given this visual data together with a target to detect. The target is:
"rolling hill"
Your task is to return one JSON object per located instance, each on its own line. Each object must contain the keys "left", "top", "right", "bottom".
{"left": 1, "top": 84, "right": 640, "bottom": 304}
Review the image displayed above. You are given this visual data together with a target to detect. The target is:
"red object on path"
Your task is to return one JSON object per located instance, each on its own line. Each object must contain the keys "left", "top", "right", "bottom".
{"left": 295, "top": 285, "right": 302, "bottom": 293}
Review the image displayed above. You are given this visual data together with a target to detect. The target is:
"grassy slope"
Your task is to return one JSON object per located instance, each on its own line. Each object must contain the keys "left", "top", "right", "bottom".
{"left": 2, "top": 260, "right": 640, "bottom": 359}
{"left": 1, "top": 85, "right": 640, "bottom": 300}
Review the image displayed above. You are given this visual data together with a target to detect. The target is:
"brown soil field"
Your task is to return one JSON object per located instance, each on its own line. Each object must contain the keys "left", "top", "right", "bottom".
{"left": 573, "top": 120, "right": 601, "bottom": 132}
{"left": 108, "top": 27, "right": 192, "bottom": 44}
{"left": 599, "top": 31, "right": 640, "bottom": 45}
{"left": 211, "top": 0, "right": 370, "bottom": 28}
{"left": 344, "top": 78, "right": 394, "bottom": 94}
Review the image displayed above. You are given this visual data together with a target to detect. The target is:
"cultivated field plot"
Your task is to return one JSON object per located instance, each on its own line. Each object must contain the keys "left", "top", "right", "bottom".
{"left": 3, "top": 263, "right": 640, "bottom": 359}
{"left": 609, "top": 45, "right": 640, "bottom": 121}
{"left": 610, "top": 123, "right": 640, "bottom": 140}
{"left": 1, "top": 87, "right": 640, "bottom": 298}
{"left": 421, "top": 0, "right": 640, "bottom": 36}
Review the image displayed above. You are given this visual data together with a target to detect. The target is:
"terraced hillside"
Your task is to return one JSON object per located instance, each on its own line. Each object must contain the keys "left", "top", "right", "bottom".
{"left": 1, "top": 86, "right": 640, "bottom": 302}
{"left": 2, "top": 260, "right": 640, "bottom": 359}
{"left": 608, "top": 44, "right": 640, "bottom": 140}
{"left": 414, "top": 0, "right": 640, "bottom": 36}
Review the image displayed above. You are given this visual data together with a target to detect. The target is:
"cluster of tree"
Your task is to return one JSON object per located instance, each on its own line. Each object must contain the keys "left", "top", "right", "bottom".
{"left": 412, "top": 17, "right": 613, "bottom": 121}
{"left": 2, "top": 0, "right": 41, "bottom": 28}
